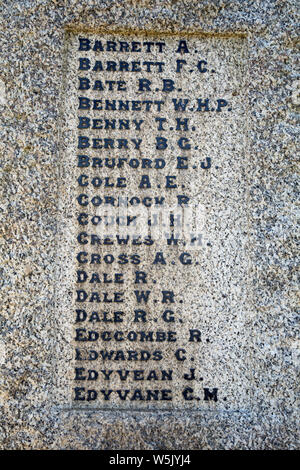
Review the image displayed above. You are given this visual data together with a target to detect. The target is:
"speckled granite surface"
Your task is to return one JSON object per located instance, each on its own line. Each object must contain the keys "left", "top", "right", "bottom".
{"left": 0, "top": 0, "right": 299, "bottom": 449}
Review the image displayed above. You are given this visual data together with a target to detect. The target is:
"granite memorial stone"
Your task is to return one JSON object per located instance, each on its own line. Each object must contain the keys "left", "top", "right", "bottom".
{"left": 0, "top": 0, "right": 298, "bottom": 449}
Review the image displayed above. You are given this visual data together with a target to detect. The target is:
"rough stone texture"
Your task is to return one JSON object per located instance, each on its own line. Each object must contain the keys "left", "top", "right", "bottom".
{"left": 0, "top": 0, "right": 299, "bottom": 449}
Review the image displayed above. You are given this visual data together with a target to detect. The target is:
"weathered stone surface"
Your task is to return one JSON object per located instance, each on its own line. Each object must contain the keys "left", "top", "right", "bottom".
{"left": 0, "top": 0, "right": 298, "bottom": 449}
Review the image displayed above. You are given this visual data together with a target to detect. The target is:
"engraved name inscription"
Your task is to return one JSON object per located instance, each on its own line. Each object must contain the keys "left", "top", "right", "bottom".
{"left": 68, "top": 33, "right": 248, "bottom": 408}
